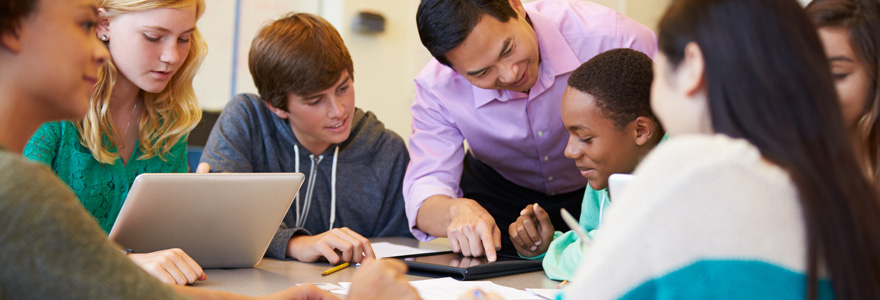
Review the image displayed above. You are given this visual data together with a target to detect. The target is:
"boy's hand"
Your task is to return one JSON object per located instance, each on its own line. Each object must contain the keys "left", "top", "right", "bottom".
{"left": 287, "top": 228, "right": 375, "bottom": 264}
{"left": 509, "top": 203, "right": 554, "bottom": 257}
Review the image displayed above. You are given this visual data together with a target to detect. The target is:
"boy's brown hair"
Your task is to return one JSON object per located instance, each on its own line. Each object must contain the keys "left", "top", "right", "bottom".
{"left": 248, "top": 12, "right": 354, "bottom": 111}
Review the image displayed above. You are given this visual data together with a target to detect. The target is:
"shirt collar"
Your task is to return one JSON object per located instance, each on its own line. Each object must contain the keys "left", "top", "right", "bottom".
{"left": 472, "top": 8, "right": 581, "bottom": 108}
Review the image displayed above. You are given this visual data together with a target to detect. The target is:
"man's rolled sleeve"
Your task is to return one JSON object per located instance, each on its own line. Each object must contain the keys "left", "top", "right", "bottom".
{"left": 404, "top": 178, "right": 461, "bottom": 240}
{"left": 403, "top": 78, "right": 467, "bottom": 241}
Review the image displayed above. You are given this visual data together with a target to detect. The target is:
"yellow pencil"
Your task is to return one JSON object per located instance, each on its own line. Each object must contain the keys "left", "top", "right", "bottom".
{"left": 321, "top": 262, "right": 351, "bottom": 276}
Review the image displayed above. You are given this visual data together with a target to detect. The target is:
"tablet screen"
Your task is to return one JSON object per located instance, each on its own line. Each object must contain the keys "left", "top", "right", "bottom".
{"left": 401, "top": 252, "right": 525, "bottom": 268}
{"left": 391, "top": 251, "right": 543, "bottom": 280}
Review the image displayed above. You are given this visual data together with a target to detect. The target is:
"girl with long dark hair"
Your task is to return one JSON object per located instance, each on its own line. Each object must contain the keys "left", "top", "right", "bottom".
{"left": 559, "top": 0, "right": 880, "bottom": 299}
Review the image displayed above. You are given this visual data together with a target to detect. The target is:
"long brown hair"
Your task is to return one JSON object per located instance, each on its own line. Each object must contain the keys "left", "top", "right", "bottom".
{"left": 659, "top": 0, "right": 880, "bottom": 299}
{"left": 806, "top": 0, "right": 880, "bottom": 184}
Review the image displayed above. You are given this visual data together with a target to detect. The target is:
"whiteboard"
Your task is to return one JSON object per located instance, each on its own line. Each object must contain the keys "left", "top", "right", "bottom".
{"left": 195, "top": 0, "right": 321, "bottom": 111}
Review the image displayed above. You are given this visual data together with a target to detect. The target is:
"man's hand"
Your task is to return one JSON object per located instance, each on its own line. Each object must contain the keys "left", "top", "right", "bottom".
{"left": 447, "top": 199, "right": 502, "bottom": 261}
{"left": 287, "top": 228, "right": 375, "bottom": 264}
{"left": 509, "top": 203, "right": 554, "bottom": 257}
{"left": 415, "top": 196, "right": 502, "bottom": 261}
{"left": 128, "top": 248, "right": 206, "bottom": 285}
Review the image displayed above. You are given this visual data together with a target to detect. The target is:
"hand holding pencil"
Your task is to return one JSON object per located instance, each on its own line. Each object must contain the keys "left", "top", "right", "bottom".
{"left": 287, "top": 227, "right": 375, "bottom": 265}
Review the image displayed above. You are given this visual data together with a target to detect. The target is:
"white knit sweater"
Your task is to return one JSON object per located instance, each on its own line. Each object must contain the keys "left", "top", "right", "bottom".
{"left": 561, "top": 134, "right": 831, "bottom": 299}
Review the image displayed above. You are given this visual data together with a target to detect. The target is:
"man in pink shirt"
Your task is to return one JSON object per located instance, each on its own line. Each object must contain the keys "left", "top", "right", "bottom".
{"left": 405, "top": 0, "right": 656, "bottom": 261}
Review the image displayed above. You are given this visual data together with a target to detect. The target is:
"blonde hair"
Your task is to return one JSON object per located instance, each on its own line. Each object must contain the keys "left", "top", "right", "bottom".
{"left": 78, "top": 0, "right": 206, "bottom": 164}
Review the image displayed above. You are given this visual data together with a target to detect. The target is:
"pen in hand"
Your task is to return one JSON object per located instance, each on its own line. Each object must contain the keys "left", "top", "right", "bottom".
{"left": 560, "top": 208, "right": 592, "bottom": 245}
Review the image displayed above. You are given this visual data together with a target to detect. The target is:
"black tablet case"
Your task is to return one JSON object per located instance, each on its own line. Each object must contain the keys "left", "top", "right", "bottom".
{"left": 388, "top": 251, "right": 544, "bottom": 280}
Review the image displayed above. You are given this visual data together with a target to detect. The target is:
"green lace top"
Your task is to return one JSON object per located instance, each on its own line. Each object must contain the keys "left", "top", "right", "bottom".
{"left": 23, "top": 121, "right": 188, "bottom": 233}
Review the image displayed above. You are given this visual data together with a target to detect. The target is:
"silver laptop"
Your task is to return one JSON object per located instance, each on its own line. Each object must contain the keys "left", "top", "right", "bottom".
{"left": 108, "top": 173, "right": 304, "bottom": 268}
{"left": 608, "top": 173, "right": 637, "bottom": 201}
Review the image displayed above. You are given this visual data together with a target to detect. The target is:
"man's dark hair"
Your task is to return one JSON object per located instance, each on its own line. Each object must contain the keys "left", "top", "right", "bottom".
{"left": 416, "top": 0, "right": 518, "bottom": 67}
{"left": 567, "top": 48, "right": 655, "bottom": 130}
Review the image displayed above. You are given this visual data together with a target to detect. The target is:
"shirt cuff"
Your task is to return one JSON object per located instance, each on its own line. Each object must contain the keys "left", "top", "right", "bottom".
{"left": 406, "top": 183, "right": 460, "bottom": 241}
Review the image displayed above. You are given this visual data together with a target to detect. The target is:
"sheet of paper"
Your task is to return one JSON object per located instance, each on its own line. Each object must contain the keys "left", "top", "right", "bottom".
{"left": 333, "top": 277, "right": 542, "bottom": 300}
{"left": 298, "top": 282, "right": 344, "bottom": 292}
{"left": 526, "top": 288, "right": 559, "bottom": 300}
{"left": 371, "top": 242, "right": 439, "bottom": 259}
{"left": 331, "top": 283, "right": 352, "bottom": 296}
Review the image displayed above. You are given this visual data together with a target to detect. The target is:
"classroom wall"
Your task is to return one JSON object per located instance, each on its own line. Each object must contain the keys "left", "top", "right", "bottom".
{"left": 194, "top": 0, "right": 323, "bottom": 112}
{"left": 193, "top": 0, "right": 430, "bottom": 143}
{"left": 627, "top": 0, "right": 671, "bottom": 31}
{"left": 331, "top": 0, "right": 432, "bottom": 144}
{"left": 193, "top": 0, "right": 811, "bottom": 144}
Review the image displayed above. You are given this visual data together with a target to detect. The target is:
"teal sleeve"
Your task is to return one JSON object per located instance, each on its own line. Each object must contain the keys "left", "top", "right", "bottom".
{"left": 542, "top": 230, "right": 587, "bottom": 280}
{"left": 542, "top": 187, "right": 607, "bottom": 280}
{"left": 23, "top": 122, "right": 63, "bottom": 166}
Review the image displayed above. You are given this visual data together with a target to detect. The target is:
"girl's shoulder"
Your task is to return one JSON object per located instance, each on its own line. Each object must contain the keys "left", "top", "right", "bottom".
{"left": 627, "top": 134, "right": 798, "bottom": 218}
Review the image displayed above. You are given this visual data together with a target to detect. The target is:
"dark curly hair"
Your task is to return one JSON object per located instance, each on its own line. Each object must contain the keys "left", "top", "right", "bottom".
{"left": 567, "top": 48, "right": 655, "bottom": 130}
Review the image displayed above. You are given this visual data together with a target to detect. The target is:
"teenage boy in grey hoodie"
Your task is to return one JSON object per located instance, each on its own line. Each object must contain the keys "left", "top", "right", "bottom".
{"left": 200, "top": 13, "right": 411, "bottom": 264}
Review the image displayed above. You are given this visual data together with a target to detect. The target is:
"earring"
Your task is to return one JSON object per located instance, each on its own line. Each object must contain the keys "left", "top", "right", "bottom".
{"left": 100, "top": 35, "right": 108, "bottom": 41}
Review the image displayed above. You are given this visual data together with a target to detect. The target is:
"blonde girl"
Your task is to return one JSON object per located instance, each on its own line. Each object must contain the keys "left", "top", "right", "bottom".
{"left": 24, "top": 0, "right": 207, "bottom": 285}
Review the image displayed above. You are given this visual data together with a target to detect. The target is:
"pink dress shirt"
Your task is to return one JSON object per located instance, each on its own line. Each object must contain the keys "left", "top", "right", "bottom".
{"left": 404, "top": 0, "right": 657, "bottom": 240}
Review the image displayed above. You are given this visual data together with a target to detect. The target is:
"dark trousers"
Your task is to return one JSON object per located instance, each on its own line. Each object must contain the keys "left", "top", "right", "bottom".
{"left": 460, "top": 153, "right": 584, "bottom": 256}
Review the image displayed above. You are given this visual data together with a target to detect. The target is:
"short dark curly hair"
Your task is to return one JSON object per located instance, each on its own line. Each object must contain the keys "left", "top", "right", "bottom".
{"left": 568, "top": 48, "right": 656, "bottom": 130}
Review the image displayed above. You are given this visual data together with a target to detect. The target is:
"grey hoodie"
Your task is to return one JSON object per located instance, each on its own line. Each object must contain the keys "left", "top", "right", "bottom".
{"left": 200, "top": 93, "right": 412, "bottom": 259}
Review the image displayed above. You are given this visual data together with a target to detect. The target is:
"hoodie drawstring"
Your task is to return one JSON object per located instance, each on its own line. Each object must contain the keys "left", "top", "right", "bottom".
{"left": 329, "top": 146, "right": 339, "bottom": 229}
{"left": 293, "top": 144, "right": 339, "bottom": 231}
{"left": 294, "top": 145, "right": 301, "bottom": 225}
